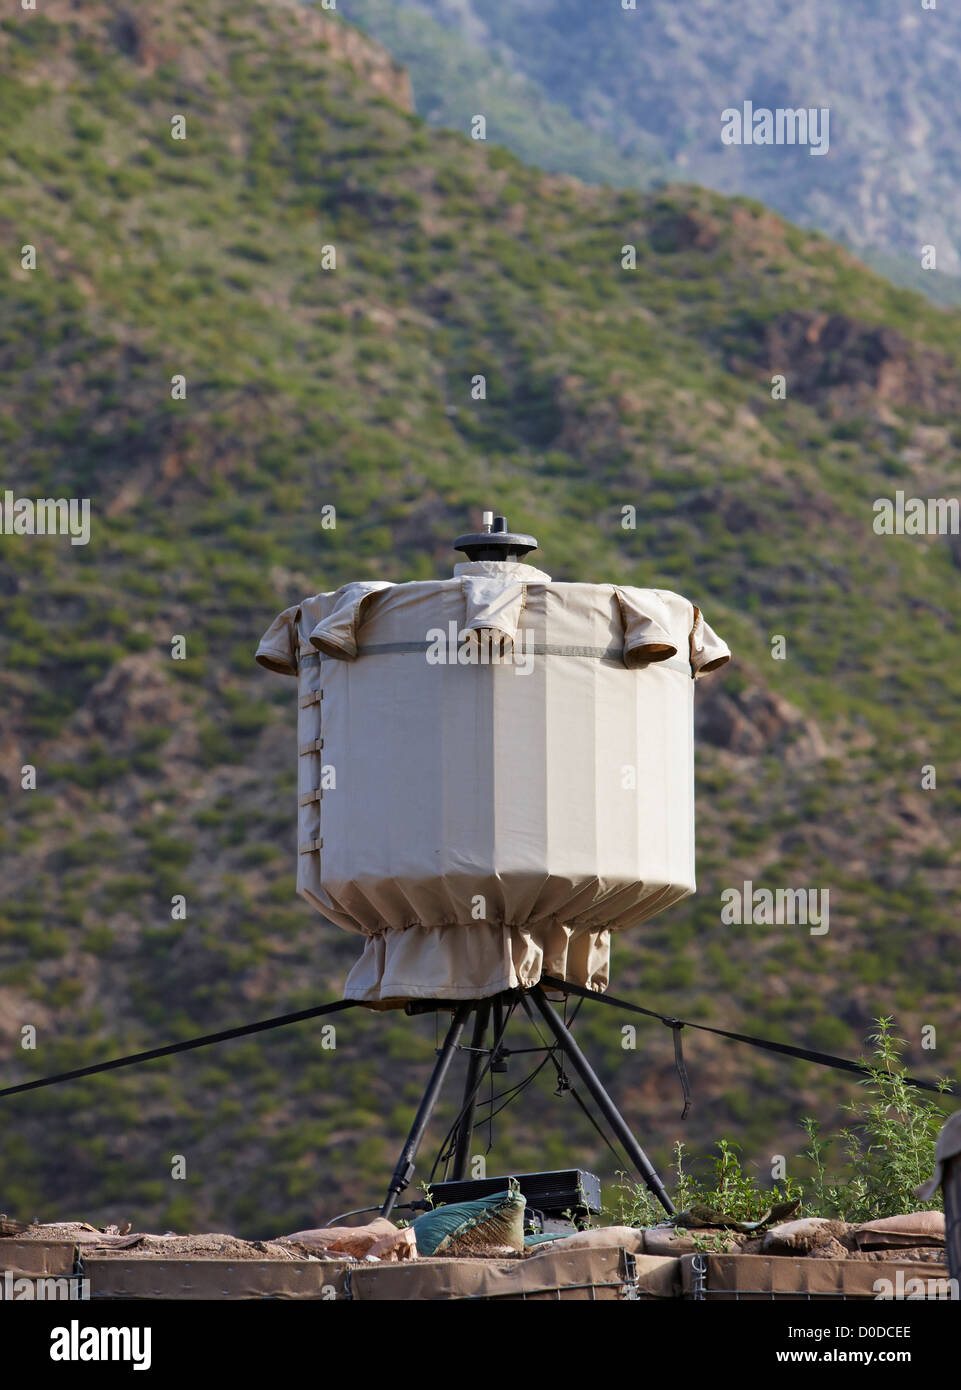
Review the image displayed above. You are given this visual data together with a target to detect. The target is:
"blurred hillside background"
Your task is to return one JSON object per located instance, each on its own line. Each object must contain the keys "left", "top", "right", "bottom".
{"left": 0, "top": 0, "right": 958, "bottom": 1236}
{"left": 346, "top": 0, "right": 961, "bottom": 304}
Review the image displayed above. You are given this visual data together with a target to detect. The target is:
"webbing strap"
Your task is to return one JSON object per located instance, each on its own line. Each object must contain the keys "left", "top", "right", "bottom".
{"left": 670, "top": 1022, "right": 692, "bottom": 1119}
{"left": 542, "top": 976, "right": 954, "bottom": 1104}
{"left": 0, "top": 999, "right": 358, "bottom": 1099}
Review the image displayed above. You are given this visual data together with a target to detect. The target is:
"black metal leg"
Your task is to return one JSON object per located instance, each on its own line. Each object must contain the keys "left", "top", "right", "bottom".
{"left": 491, "top": 998, "right": 508, "bottom": 1071}
{"left": 380, "top": 1002, "right": 473, "bottom": 1218}
{"left": 945, "top": 1156, "right": 961, "bottom": 1287}
{"left": 529, "top": 986, "right": 675, "bottom": 1216}
{"left": 451, "top": 1001, "right": 491, "bottom": 1181}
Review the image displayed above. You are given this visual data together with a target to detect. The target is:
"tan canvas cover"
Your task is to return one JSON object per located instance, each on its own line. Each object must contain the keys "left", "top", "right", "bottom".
{"left": 680, "top": 1253, "right": 956, "bottom": 1301}
{"left": 82, "top": 1257, "right": 351, "bottom": 1301}
{"left": 349, "top": 1246, "right": 680, "bottom": 1301}
{"left": 83, "top": 1248, "right": 676, "bottom": 1301}
{"left": 257, "top": 560, "right": 729, "bottom": 1002}
{"left": 0, "top": 1240, "right": 77, "bottom": 1277}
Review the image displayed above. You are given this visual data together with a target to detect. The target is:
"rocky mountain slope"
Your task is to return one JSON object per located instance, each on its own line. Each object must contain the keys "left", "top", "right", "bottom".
{"left": 344, "top": 0, "right": 961, "bottom": 303}
{"left": 0, "top": 0, "right": 958, "bottom": 1235}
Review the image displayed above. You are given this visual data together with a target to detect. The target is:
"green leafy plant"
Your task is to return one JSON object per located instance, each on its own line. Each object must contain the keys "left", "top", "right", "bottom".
{"left": 800, "top": 1018, "right": 952, "bottom": 1222}
{"left": 610, "top": 1019, "right": 953, "bottom": 1230}
{"left": 607, "top": 1137, "right": 801, "bottom": 1230}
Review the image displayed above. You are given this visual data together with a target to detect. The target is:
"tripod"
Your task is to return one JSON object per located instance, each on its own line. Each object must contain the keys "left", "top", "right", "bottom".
{"left": 379, "top": 984, "right": 675, "bottom": 1218}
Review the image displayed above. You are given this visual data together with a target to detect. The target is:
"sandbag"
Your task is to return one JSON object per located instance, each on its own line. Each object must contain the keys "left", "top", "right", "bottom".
{"left": 761, "top": 1218, "right": 851, "bottom": 1255}
{"left": 368, "top": 1228, "right": 417, "bottom": 1262}
{"left": 412, "top": 1188, "right": 526, "bottom": 1257}
{"left": 642, "top": 1226, "right": 746, "bottom": 1256}
{"left": 852, "top": 1211, "right": 945, "bottom": 1249}
{"left": 526, "top": 1225, "right": 646, "bottom": 1256}
{"left": 281, "top": 1217, "right": 400, "bottom": 1258}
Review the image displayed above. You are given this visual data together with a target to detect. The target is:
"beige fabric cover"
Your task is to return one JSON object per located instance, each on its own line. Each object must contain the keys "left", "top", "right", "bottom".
{"left": 916, "top": 1110, "right": 961, "bottom": 1201}
{"left": 349, "top": 1247, "right": 680, "bottom": 1301}
{"left": 256, "top": 560, "right": 729, "bottom": 1002}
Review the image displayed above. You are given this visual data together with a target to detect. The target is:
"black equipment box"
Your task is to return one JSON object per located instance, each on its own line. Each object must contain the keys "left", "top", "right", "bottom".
{"left": 422, "top": 1169, "right": 601, "bottom": 1232}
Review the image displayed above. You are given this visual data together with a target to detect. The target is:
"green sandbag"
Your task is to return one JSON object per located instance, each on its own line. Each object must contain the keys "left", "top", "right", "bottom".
{"left": 414, "top": 1183, "right": 526, "bottom": 1256}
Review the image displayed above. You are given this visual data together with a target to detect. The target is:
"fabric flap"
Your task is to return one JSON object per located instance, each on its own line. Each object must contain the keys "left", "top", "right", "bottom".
{"left": 461, "top": 575, "right": 526, "bottom": 653}
{"left": 614, "top": 588, "right": 678, "bottom": 668}
{"left": 690, "top": 606, "right": 731, "bottom": 677}
{"left": 308, "top": 581, "right": 392, "bottom": 661}
{"left": 255, "top": 604, "right": 301, "bottom": 676}
{"left": 453, "top": 559, "right": 553, "bottom": 583}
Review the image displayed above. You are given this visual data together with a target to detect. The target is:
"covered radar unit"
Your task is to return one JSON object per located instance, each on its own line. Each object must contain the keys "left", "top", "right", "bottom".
{"left": 256, "top": 512, "right": 730, "bottom": 1004}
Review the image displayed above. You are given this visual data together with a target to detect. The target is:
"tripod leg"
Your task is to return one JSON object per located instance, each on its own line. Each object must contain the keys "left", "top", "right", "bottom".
{"left": 491, "top": 998, "right": 507, "bottom": 1071}
{"left": 450, "top": 1000, "right": 491, "bottom": 1181}
{"left": 381, "top": 1002, "right": 472, "bottom": 1218}
{"left": 529, "top": 986, "right": 675, "bottom": 1217}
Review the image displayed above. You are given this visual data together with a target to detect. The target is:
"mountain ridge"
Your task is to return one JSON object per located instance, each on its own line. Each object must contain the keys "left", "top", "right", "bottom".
{"left": 342, "top": 0, "right": 961, "bottom": 303}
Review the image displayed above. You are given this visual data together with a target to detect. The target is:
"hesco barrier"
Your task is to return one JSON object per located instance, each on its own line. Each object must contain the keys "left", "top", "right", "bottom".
{"left": 2, "top": 1241, "right": 952, "bottom": 1302}
{"left": 1, "top": 1242, "right": 675, "bottom": 1302}
{"left": 680, "top": 1253, "right": 957, "bottom": 1301}
{"left": 82, "top": 1247, "right": 678, "bottom": 1302}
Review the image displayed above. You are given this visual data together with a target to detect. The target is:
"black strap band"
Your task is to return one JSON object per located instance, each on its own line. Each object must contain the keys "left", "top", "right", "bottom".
{"left": 668, "top": 1021, "right": 692, "bottom": 1119}
{"left": 542, "top": 976, "right": 953, "bottom": 1102}
{"left": 0, "top": 999, "right": 358, "bottom": 1099}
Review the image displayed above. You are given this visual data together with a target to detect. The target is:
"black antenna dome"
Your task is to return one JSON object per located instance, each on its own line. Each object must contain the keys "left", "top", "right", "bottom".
{"left": 454, "top": 511, "right": 538, "bottom": 562}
